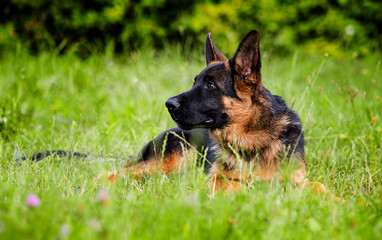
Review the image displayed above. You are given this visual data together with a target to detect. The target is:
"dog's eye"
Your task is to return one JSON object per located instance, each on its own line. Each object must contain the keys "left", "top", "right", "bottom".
{"left": 206, "top": 81, "right": 216, "bottom": 89}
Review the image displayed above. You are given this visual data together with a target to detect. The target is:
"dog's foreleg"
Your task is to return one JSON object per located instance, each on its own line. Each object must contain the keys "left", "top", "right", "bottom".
{"left": 208, "top": 161, "right": 243, "bottom": 193}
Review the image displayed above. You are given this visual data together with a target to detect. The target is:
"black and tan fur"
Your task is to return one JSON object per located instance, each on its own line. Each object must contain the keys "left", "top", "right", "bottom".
{"left": 109, "top": 30, "right": 328, "bottom": 193}
{"left": 26, "top": 30, "right": 329, "bottom": 194}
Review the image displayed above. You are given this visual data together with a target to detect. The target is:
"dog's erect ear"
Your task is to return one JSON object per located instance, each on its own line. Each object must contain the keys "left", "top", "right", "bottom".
{"left": 205, "top": 33, "right": 227, "bottom": 66}
{"left": 230, "top": 30, "right": 261, "bottom": 85}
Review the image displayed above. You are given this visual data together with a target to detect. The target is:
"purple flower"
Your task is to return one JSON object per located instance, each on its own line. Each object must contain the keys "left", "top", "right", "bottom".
{"left": 26, "top": 193, "right": 41, "bottom": 207}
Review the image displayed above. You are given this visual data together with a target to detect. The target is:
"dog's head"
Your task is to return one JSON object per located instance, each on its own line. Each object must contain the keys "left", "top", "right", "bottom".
{"left": 166, "top": 30, "right": 262, "bottom": 130}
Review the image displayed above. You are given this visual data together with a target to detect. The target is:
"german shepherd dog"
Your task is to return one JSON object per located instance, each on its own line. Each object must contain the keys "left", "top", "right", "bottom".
{"left": 105, "top": 29, "right": 330, "bottom": 193}
{"left": 26, "top": 30, "right": 330, "bottom": 194}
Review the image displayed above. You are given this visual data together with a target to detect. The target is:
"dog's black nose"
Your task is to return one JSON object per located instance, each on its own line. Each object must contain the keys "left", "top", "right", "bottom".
{"left": 165, "top": 98, "right": 180, "bottom": 112}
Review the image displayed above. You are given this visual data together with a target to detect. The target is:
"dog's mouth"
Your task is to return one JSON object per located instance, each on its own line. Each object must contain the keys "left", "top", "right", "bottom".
{"left": 202, "top": 118, "right": 214, "bottom": 124}
{"left": 172, "top": 117, "right": 214, "bottom": 130}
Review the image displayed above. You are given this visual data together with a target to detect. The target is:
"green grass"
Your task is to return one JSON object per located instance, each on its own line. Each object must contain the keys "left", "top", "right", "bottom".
{"left": 0, "top": 47, "right": 381, "bottom": 239}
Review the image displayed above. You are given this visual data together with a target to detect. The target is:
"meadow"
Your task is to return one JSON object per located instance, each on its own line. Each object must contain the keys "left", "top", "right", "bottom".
{"left": 0, "top": 46, "right": 381, "bottom": 239}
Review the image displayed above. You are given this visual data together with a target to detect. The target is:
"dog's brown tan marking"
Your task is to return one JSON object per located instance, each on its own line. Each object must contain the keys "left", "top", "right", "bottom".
{"left": 105, "top": 148, "right": 201, "bottom": 186}
{"left": 106, "top": 148, "right": 198, "bottom": 181}
{"left": 212, "top": 96, "right": 287, "bottom": 151}
{"left": 211, "top": 177, "right": 241, "bottom": 192}
{"left": 127, "top": 152, "right": 184, "bottom": 177}
{"left": 208, "top": 152, "right": 311, "bottom": 193}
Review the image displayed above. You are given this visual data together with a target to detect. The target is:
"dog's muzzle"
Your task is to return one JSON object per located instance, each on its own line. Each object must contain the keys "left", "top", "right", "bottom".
{"left": 165, "top": 97, "right": 180, "bottom": 113}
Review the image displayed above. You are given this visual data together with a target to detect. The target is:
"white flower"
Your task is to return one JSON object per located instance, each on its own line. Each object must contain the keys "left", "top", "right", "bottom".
{"left": 345, "top": 25, "right": 355, "bottom": 36}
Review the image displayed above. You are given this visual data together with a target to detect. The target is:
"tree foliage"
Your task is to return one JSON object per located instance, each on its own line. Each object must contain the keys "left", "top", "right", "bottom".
{"left": 0, "top": 0, "right": 381, "bottom": 55}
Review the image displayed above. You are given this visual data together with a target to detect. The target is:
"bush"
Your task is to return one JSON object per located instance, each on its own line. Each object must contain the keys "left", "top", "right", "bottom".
{"left": 0, "top": 0, "right": 381, "bottom": 56}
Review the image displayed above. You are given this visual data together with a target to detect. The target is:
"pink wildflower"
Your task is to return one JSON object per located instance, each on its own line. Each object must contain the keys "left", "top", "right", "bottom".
{"left": 89, "top": 218, "right": 102, "bottom": 230}
{"left": 97, "top": 189, "right": 110, "bottom": 205}
{"left": 26, "top": 194, "right": 41, "bottom": 207}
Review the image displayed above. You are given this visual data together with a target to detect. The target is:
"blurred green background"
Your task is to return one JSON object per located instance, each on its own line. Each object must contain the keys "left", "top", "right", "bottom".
{"left": 0, "top": 3, "right": 381, "bottom": 238}
{"left": 1, "top": 0, "right": 381, "bottom": 57}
